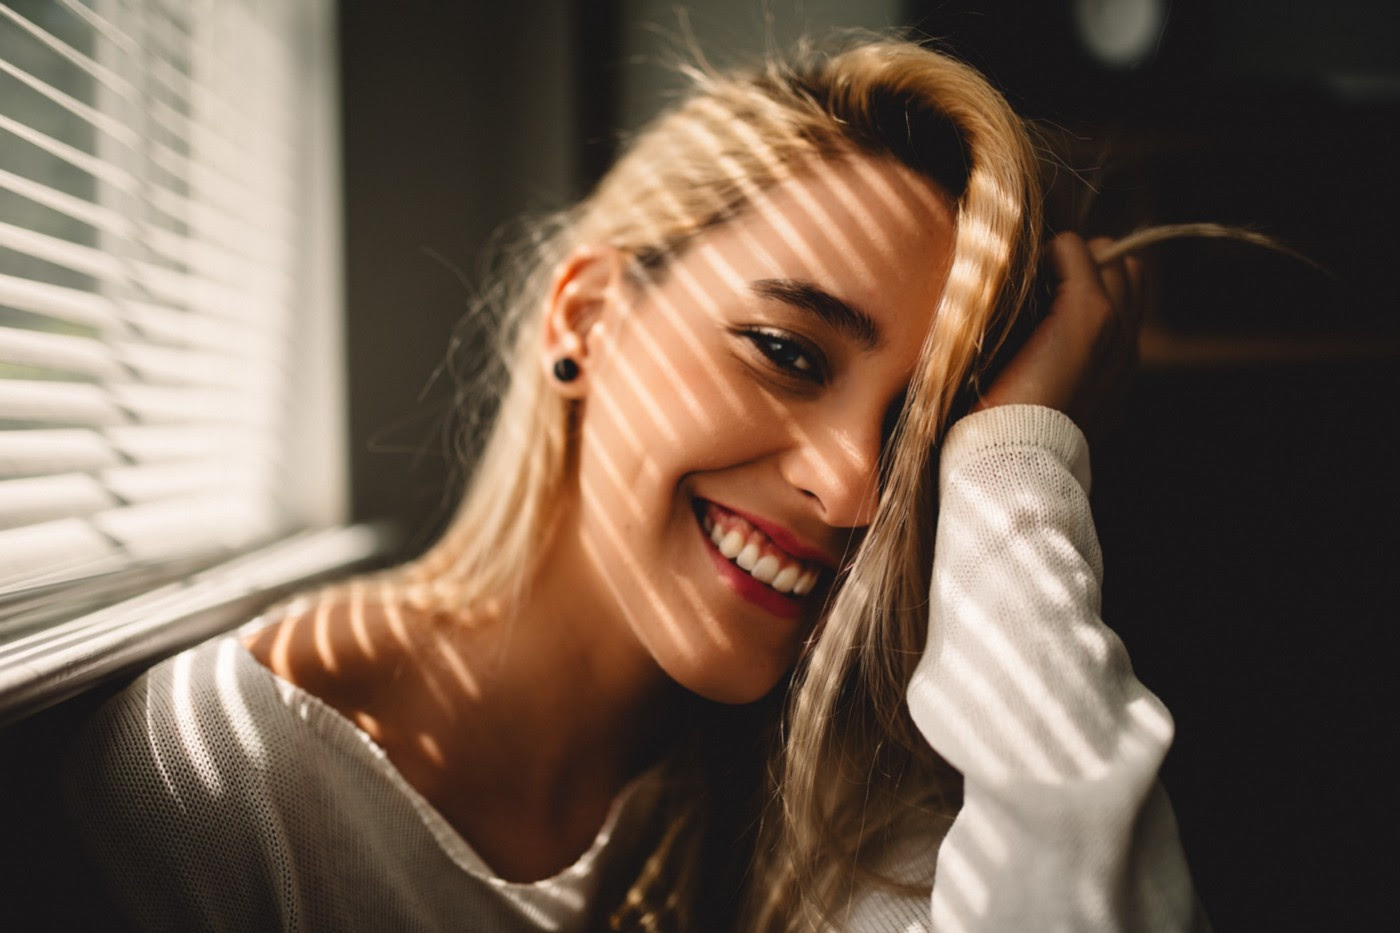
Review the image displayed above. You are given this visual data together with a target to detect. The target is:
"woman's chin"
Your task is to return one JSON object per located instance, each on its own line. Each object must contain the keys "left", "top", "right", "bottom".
{"left": 663, "top": 652, "right": 795, "bottom": 706}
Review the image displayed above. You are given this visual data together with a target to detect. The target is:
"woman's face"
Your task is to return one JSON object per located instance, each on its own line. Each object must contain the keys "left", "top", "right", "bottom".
{"left": 554, "top": 153, "right": 957, "bottom": 704}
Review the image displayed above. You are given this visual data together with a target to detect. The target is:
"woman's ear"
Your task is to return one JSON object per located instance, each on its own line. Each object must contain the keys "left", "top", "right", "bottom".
{"left": 540, "top": 245, "right": 628, "bottom": 399}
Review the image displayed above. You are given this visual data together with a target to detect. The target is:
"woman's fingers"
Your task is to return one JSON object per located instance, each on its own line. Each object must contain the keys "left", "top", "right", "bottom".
{"left": 975, "top": 232, "right": 1146, "bottom": 442}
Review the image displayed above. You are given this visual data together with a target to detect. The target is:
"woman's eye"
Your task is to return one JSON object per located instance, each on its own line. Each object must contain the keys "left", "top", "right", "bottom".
{"left": 742, "top": 328, "right": 825, "bottom": 383}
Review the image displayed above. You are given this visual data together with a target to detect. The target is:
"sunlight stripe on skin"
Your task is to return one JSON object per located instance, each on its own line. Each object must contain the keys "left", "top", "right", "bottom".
{"left": 577, "top": 442, "right": 697, "bottom": 656}
{"left": 592, "top": 313, "right": 688, "bottom": 450}
{"left": 638, "top": 264, "right": 752, "bottom": 419}
{"left": 668, "top": 113, "right": 833, "bottom": 279}
{"left": 819, "top": 159, "right": 920, "bottom": 261}
{"left": 380, "top": 588, "right": 455, "bottom": 715}
{"left": 313, "top": 594, "right": 339, "bottom": 674}
{"left": 690, "top": 97, "right": 794, "bottom": 180}
{"left": 606, "top": 292, "right": 717, "bottom": 434}
{"left": 433, "top": 631, "right": 481, "bottom": 697}
{"left": 579, "top": 521, "right": 698, "bottom": 658}
{"left": 791, "top": 419, "right": 882, "bottom": 522}
{"left": 583, "top": 361, "right": 650, "bottom": 459}
{"left": 346, "top": 578, "right": 377, "bottom": 660}
{"left": 600, "top": 260, "right": 716, "bottom": 430}
{"left": 578, "top": 410, "right": 652, "bottom": 527}
{"left": 672, "top": 576, "right": 733, "bottom": 652}
{"left": 618, "top": 163, "right": 757, "bottom": 424}
{"left": 758, "top": 159, "right": 884, "bottom": 292}
{"left": 416, "top": 732, "right": 446, "bottom": 768}
{"left": 267, "top": 600, "right": 305, "bottom": 677}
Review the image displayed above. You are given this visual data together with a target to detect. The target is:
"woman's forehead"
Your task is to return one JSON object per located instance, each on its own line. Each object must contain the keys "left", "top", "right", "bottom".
{"left": 683, "top": 155, "right": 957, "bottom": 322}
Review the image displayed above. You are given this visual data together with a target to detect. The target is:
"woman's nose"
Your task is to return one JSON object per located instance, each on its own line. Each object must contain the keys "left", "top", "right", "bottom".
{"left": 780, "top": 414, "right": 883, "bottom": 529}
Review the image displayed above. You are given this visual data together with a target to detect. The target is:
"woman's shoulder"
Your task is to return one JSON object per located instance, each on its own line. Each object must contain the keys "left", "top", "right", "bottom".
{"left": 66, "top": 632, "right": 340, "bottom": 810}
{"left": 62, "top": 633, "right": 338, "bottom": 926}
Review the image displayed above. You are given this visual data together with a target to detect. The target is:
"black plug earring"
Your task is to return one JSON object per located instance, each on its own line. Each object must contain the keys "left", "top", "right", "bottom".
{"left": 552, "top": 357, "right": 580, "bottom": 382}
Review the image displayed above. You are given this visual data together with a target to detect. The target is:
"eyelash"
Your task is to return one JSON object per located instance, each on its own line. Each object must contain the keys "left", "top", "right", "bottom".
{"left": 741, "top": 327, "right": 826, "bottom": 384}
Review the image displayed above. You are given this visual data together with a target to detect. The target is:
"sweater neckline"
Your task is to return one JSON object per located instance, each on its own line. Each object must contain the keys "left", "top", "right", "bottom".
{"left": 226, "top": 624, "right": 660, "bottom": 891}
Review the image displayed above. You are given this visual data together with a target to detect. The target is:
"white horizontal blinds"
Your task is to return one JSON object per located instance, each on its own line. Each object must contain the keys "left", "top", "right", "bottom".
{"left": 0, "top": 0, "right": 326, "bottom": 601}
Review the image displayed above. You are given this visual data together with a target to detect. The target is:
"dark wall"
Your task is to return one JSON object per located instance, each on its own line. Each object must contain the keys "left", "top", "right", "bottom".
{"left": 340, "top": 1, "right": 578, "bottom": 551}
{"left": 905, "top": 2, "right": 1399, "bottom": 928}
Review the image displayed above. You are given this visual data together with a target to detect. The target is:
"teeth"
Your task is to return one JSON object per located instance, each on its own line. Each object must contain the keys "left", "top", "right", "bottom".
{"left": 771, "top": 565, "right": 799, "bottom": 593}
{"left": 702, "top": 502, "right": 824, "bottom": 598}
{"left": 751, "top": 555, "right": 780, "bottom": 584}
{"left": 792, "top": 571, "right": 816, "bottom": 596}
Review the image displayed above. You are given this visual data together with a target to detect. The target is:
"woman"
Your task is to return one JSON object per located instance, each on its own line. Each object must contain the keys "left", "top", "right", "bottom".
{"left": 69, "top": 36, "right": 1206, "bottom": 930}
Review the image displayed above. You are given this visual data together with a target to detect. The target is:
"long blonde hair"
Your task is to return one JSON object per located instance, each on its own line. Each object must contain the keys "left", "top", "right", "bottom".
{"left": 391, "top": 33, "right": 1101, "bottom": 930}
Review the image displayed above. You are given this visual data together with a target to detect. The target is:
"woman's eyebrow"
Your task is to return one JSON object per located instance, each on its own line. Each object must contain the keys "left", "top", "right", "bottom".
{"left": 750, "top": 278, "right": 881, "bottom": 349}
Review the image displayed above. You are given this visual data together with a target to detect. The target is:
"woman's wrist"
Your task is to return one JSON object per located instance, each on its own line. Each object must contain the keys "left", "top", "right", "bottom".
{"left": 943, "top": 404, "right": 1092, "bottom": 494}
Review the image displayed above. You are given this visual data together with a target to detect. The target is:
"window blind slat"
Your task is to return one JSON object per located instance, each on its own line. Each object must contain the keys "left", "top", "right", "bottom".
{"left": 106, "top": 423, "right": 242, "bottom": 463}
{"left": 0, "top": 269, "right": 119, "bottom": 328}
{"left": 0, "top": 494, "right": 274, "bottom": 596}
{"left": 0, "top": 461, "right": 259, "bottom": 531}
{"left": 0, "top": 218, "right": 125, "bottom": 281}
{"left": 124, "top": 299, "right": 266, "bottom": 353}
{"left": 0, "top": 0, "right": 343, "bottom": 618}
{"left": 0, "top": 428, "right": 119, "bottom": 477}
{"left": 0, "top": 221, "right": 258, "bottom": 323}
{"left": 115, "top": 341, "right": 253, "bottom": 388}
{"left": 0, "top": 472, "right": 117, "bottom": 529}
{"left": 0, "top": 517, "right": 123, "bottom": 595}
{"left": 0, "top": 166, "right": 126, "bottom": 238}
{"left": 0, "top": 122, "right": 255, "bottom": 258}
{"left": 111, "top": 383, "right": 273, "bottom": 426}
{"left": 0, "top": 56, "right": 139, "bottom": 148}
{"left": 0, "top": 326, "right": 266, "bottom": 389}
{"left": 0, "top": 380, "right": 122, "bottom": 425}
{"left": 0, "top": 173, "right": 281, "bottom": 300}
{"left": 0, "top": 54, "right": 276, "bottom": 241}
{"left": 0, "top": 325, "right": 123, "bottom": 380}
{"left": 103, "top": 459, "right": 252, "bottom": 503}
{"left": 56, "top": 0, "right": 140, "bottom": 60}
{"left": 0, "top": 111, "right": 134, "bottom": 191}
{"left": 0, "top": 3, "right": 135, "bottom": 99}
{"left": 94, "top": 492, "right": 269, "bottom": 558}
{"left": 0, "top": 425, "right": 255, "bottom": 479}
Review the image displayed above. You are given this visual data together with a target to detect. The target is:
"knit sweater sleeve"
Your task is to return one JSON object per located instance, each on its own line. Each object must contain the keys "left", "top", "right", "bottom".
{"left": 865, "top": 405, "right": 1208, "bottom": 931}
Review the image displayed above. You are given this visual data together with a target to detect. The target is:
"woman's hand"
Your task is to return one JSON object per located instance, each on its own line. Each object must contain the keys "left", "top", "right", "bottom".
{"left": 975, "top": 232, "right": 1146, "bottom": 441}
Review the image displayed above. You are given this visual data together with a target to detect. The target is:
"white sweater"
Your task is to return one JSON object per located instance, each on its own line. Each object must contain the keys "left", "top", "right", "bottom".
{"left": 67, "top": 405, "right": 1205, "bottom": 931}
{"left": 844, "top": 405, "right": 1208, "bottom": 931}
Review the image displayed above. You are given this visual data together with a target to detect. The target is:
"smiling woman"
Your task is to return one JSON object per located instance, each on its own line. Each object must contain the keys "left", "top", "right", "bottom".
{"left": 536, "top": 156, "right": 955, "bottom": 707}
{"left": 67, "top": 33, "right": 1207, "bottom": 932}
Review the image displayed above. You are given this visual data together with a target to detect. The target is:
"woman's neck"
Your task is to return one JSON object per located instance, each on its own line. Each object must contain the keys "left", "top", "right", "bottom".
{"left": 245, "top": 516, "right": 683, "bottom": 880}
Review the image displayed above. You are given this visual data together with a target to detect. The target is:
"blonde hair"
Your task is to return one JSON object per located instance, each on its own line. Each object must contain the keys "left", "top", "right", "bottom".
{"left": 387, "top": 32, "right": 1190, "bottom": 930}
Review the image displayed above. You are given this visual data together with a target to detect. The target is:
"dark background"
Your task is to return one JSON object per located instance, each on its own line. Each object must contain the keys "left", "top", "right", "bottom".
{"left": 3, "top": 1, "right": 1394, "bottom": 928}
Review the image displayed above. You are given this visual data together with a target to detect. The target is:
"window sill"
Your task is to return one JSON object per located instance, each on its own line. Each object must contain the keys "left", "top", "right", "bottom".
{"left": 0, "top": 524, "right": 397, "bottom": 726}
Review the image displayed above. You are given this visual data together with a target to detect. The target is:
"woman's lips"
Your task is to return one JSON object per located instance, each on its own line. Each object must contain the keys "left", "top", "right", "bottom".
{"left": 693, "top": 499, "right": 824, "bottom": 619}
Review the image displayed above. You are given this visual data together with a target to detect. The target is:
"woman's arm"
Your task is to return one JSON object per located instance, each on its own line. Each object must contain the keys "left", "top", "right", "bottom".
{"left": 909, "top": 403, "right": 1207, "bottom": 931}
{"left": 908, "top": 235, "right": 1206, "bottom": 930}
